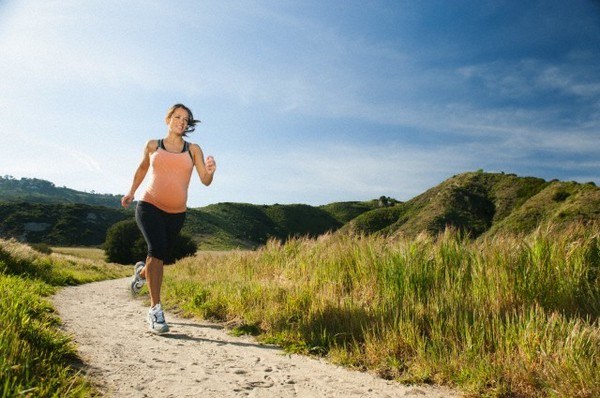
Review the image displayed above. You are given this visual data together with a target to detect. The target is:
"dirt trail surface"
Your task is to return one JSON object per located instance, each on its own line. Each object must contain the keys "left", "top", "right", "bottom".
{"left": 52, "top": 278, "right": 460, "bottom": 398}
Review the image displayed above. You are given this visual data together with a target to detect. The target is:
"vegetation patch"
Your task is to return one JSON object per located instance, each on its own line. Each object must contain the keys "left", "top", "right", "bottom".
{"left": 2, "top": 172, "right": 598, "bottom": 250}
{"left": 0, "top": 238, "right": 130, "bottom": 397}
{"left": 162, "top": 223, "right": 600, "bottom": 398}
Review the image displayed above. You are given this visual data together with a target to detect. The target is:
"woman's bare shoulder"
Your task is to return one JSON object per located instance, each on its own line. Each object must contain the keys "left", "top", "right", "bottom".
{"left": 145, "top": 139, "right": 160, "bottom": 153}
{"left": 189, "top": 142, "right": 203, "bottom": 153}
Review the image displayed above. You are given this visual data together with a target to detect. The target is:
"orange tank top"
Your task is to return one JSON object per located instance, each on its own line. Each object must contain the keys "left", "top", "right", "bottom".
{"left": 140, "top": 140, "right": 194, "bottom": 213}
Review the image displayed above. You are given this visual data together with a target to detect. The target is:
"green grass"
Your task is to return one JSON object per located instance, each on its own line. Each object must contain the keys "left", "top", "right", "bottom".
{"left": 51, "top": 247, "right": 106, "bottom": 262}
{"left": 0, "top": 239, "right": 130, "bottom": 397}
{"left": 162, "top": 223, "right": 600, "bottom": 398}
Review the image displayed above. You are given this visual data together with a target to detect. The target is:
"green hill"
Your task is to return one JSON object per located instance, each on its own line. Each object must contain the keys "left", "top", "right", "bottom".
{"left": 346, "top": 171, "right": 599, "bottom": 238}
{"left": 318, "top": 200, "right": 384, "bottom": 223}
{"left": 0, "top": 175, "right": 122, "bottom": 208}
{"left": 183, "top": 201, "right": 380, "bottom": 249}
{"left": 2, "top": 172, "right": 597, "bottom": 248}
{"left": 0, "top": 202, "right": 130, "bottom": 246}
{"left": 0, "top": 196, "right": 378, "bottom": 248}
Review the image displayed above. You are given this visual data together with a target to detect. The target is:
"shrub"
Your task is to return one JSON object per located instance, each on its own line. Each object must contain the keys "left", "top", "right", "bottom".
{"left": 171, "top": 232, "right": 198, "bottom": 263}
{"left": 553, "top": 190, "right": 571, "bottom": 202}
{"left": 104, "top": 219, "right": 197, "bottom": 264}
{"left": 104, "top": 219, "right": 143, "bottom": 264}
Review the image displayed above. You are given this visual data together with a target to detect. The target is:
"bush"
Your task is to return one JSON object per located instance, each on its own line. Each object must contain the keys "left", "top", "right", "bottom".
{"left": 171, "top": 233, "right": 198, "bottom": 263}
{"left": 553, "top": 190, "right": 571, "bottom": 202}
{"left": 104, "top": 219, "right": 197, "bottom": 264}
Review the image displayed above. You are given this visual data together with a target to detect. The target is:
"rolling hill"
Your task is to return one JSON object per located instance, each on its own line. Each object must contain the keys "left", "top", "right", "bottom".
{"left": 345, "top": 171, "right": 599, "bottom": 238}
{"left": 184, "top": 201, "right": 380, "bottom": 249}
{"left": 0, "top": 177, "right": 380, "bottom": 248}
{"left": 0, "top": 201, "right": 130, "bottom": 246}
{"left": 1, "top": 171, "right": 598, "bottom": 249}
{"left": 0, "top": 175, "right": 122, "bottom": 208}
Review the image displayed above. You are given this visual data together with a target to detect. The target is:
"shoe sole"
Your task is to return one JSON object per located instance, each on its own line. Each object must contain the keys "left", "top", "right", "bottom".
{"left": 149, "top": 324, "right": 170, "bottom": 334}
{"left": 130, "top": 262, "right": 145, "bottom": 295}
{"left": 130, "top": 279, "right": 144, "bottom": 295}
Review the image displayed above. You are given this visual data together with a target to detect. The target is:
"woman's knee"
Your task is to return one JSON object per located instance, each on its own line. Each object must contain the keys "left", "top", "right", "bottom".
{"left": 146, "top": 256, "right": 165, "bottom": 268}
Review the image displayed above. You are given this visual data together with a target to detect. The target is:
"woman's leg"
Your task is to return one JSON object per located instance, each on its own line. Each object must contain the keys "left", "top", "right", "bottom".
{"left": 136, "top": 203, "right": 185, "bottom": 306}
{"left": 142, "top": 256, "right": 164, "bottom": 307}
{"left": 136, "top": 202, "right": 168, "bottom": 306}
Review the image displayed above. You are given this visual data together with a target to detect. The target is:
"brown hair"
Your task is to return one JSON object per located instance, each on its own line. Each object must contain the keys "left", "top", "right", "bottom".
{"left": 165, "top": 103, "right": 200, "bottom": 135}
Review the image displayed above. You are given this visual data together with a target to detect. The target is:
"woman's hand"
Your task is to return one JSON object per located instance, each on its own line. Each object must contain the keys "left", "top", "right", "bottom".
{"left": 121, "top": 193, "right": 134, "bottom": 208}
{"left": 205, "top": 155, "right": 216, "bottom": 175}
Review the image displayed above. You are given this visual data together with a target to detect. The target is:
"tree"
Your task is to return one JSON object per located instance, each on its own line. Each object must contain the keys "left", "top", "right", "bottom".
{"left": 170, "top": 232, "right": 198, "bottom": 264}
{"left": 104, "top": 219, "right": 144, "bottom": 264}
{"left": 104, "top": 219, "right": 197, "bottom": 265}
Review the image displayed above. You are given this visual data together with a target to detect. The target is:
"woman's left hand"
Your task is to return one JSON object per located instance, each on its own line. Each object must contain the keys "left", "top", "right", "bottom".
{"left": 205, "top": 155, "right": 216, "bottom": 174}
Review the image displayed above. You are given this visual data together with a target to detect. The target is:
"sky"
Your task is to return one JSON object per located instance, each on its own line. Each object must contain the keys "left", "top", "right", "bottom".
{"left": 0, "top": 1, "right": 599, "bottom": 207}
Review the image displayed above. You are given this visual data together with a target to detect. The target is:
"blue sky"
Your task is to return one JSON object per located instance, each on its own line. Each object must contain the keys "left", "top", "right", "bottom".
{"left": 1, "top": 1, "right": 599, "bottom": 207}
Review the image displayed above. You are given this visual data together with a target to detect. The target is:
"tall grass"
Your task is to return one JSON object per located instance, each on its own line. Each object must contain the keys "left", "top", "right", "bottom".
{"left": 163, "top": 223, "right": 599, "bottom": 397}
{"left": 0, "top": 239, "right": 130, "bottom": 397}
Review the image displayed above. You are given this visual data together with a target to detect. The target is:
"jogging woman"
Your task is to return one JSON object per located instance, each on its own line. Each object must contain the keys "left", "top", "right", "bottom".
{"left": 121, "top": 103, "right": 216, "bottom": 334}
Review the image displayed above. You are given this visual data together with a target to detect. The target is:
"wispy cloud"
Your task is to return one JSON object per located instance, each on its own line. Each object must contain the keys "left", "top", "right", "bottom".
{"left": 0, "top": 1, "right": 598, "bottom": 205}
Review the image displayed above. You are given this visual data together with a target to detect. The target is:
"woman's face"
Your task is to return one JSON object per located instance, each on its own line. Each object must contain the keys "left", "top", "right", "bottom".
{"left": 167, "top": 107, "right": 190, "bottom": 136}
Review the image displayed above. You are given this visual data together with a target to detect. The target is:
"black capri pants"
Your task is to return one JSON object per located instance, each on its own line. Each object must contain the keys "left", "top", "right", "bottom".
{"left": 135, "top": 201, "right": 186, "bottom": 264}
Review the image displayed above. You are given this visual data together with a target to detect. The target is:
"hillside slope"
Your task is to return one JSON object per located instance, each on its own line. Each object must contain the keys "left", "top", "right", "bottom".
{"left": 0, "top": 176, "right": 122, "bottom": 208}
{"left": 184, "top": 201, "right": 380, "bottom": 249}
{"left": 2, "top": 172, "right": 597, "bottom": 248}
{"left": 0, "top": 202, "right": 130, "bottom": 246}
{"left": 346, "top": 172, "right": 599, "bottom": 238}
{"left": 0, "top": 199, "right": 378, "bottom": 249}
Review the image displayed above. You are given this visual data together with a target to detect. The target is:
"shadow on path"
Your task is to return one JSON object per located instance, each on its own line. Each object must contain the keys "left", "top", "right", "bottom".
{"left": 162, "top": 326, "right": 281, "bottom": 351}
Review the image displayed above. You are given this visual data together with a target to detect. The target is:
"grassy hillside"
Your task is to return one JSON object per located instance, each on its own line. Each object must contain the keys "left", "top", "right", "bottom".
{"left": 347, "top": 171, "right": 599, "bottom": 238}
{"left": 3, "top": 171, "right": 598, "bottom": 249}
{"left": 318, "top": 200, "right": 382, "bottom": 223}
{"left": 184, "top": 201, "right": 378, "bottom": 249}
{"left": 163, "top": 223, "right": 600, "bottom": 397}
{"left": 0, "top": 176, "right": 380, "bottom": 248}
{"left": 0, "top": 176, "right": 122, "bottom": 208}
{"left": 0, "top": 238, "right": 130, "bottom": 396}
{"left": 487, "top": 179, "right": 600, "bottom": 235}
{"left": 0, "top": 198, "right": 376, "bottom": 249}
{"left": 0, "top": 202, "right": 131, "bottom": 246}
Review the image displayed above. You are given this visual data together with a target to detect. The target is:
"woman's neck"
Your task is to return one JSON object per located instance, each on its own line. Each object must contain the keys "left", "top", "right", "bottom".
{"left": 164, "top": 132, "right": 184, "bottom": 144}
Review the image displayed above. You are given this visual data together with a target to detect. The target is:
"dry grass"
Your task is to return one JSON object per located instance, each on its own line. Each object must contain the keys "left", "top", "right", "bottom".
{"left": 51, "top": 246, "right": 106, "bottom": 261}
{"left": 162, "top": 224, "right": 600, "bottom": 397}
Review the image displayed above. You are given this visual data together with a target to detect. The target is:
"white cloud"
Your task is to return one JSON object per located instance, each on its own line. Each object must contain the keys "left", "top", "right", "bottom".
{"left": 0, "top": 1, "right": 597, "bottom": 207}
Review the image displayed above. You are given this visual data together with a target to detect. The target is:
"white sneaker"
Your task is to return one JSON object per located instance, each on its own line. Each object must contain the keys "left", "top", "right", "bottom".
{"left": 130, "top": 261, "right": 145, "bottom": 294}
{"left": 147, "top": 303, "right": 169, "bottom": 334}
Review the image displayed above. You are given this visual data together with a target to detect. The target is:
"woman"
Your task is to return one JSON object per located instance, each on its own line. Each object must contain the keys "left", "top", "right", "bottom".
{"left": 121, "top": 103, "right": 216, "bottom": 334}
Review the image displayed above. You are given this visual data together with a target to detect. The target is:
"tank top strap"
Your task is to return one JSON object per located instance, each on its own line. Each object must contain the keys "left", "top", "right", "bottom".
{"left": 184, "top": 141, "right": 195, "bottom": 162}
{"left": 156, "top": 139, "right": 192, "bottom": 161}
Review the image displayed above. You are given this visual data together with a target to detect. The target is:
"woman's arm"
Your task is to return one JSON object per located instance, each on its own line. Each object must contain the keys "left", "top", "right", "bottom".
{"left": 190, "top": 143, "right": 216, "bottom": 186}
{"left": 121, "top": 140, "right": 156, "bottom": 208}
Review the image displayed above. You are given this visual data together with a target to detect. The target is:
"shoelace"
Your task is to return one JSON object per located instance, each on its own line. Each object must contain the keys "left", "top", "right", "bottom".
{"left": 152, "top": 310, "right": 166, "bottom": 323}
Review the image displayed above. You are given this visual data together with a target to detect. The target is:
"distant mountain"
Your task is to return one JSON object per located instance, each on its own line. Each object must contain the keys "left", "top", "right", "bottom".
{"left": 345, "top": 171, "right": 599, "bottom": 238}
{"left": 0, "top": 176, "right": 122, "bottom": 208}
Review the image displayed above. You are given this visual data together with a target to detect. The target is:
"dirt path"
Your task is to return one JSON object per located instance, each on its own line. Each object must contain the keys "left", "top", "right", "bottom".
{"left": 52, "top": 278, "right": 460, "bottom": 397}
